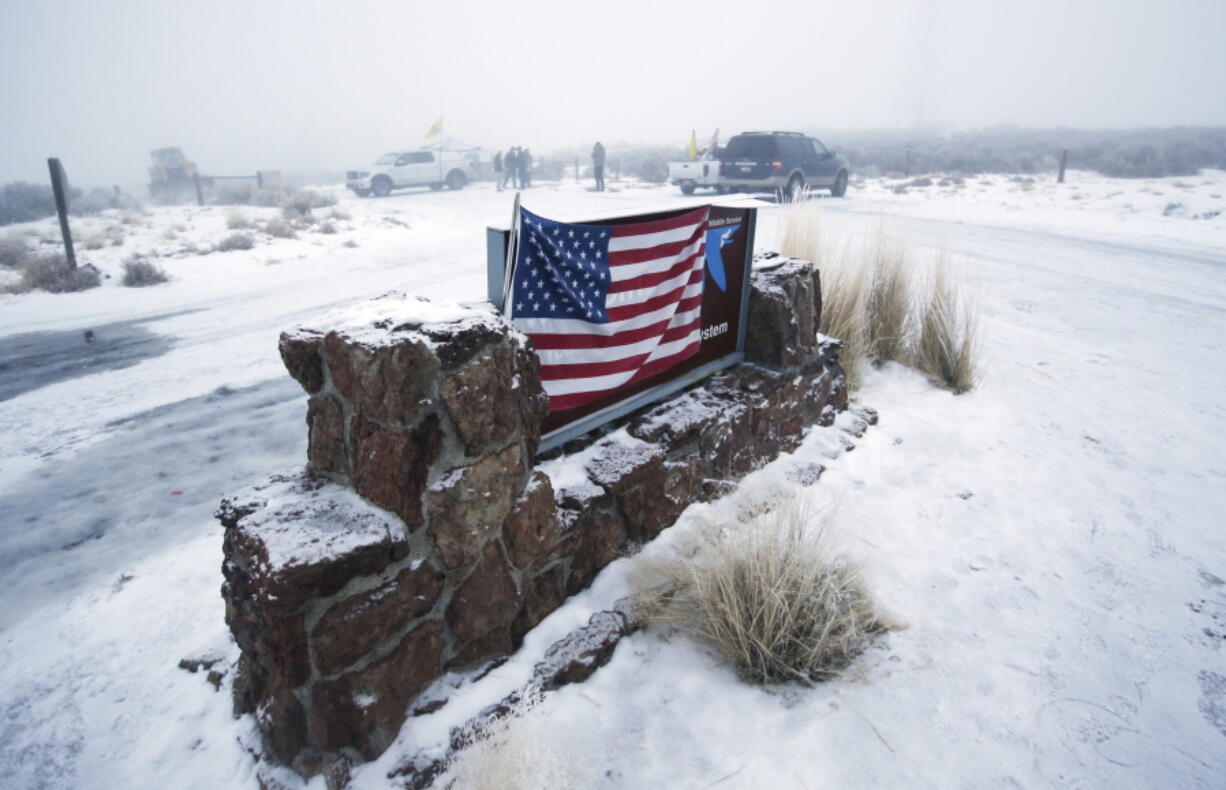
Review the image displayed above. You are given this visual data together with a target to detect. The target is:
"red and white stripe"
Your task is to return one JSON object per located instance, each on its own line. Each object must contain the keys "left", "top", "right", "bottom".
{"left": 514, "top": 206, "right": 709, "bottom": 412}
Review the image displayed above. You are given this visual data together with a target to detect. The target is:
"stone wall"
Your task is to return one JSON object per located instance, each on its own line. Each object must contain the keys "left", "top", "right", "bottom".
{"left": 219, "top": 258, "right": 846, "bottom": 779}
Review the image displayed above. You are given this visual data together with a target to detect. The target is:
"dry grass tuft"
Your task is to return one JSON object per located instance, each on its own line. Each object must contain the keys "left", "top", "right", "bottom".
{"left": 639, "top": 500, "right": 891, "bottom": 685}
{"left": 863, "top": 231, "right": 913, "bottom": 366}
{"left": 779, "top": 202, "right": 868, "bottom": 386}
{"left": 914, "top": 255, "right": 980, "bottom": 393}
{"left": 779, "top": 197, "right": 981, "bottom": 393}
{"left": 447, "top": 693, "right": 584, "bottom": 789}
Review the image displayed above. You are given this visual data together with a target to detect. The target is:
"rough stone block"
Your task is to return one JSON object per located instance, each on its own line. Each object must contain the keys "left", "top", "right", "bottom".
{"left": 427, "top": 443, "right": 525, "bottom": 569}
{"left": 306, "top": 394, "right": 348, "bottom": 477}
{"left": 279, "top": 329, "right": 325, "bottom": 394}
{"left": 311, "top": 562, "right": 444, "bottom": 677}
{"left": 440, "top": 342, "right": 520, "bottom": 456}
{"left": 446, "top": 542, "right": 521, "bottom": 650}
{"left": 350, "top": 415, "right": 441, "bottom": 529}
{"left": 627, "top": 390, "right": 724, "bottom": 446}
{"left": 619, "top": 457, "right": 704, "bottom": 542}
{"left": 512, "top": 565, "right": 566, "bottom": 642}
{"left": 218, "top": 472, "right": 408, "bottom": 607}
{"left": 566, "top": 508, "right": 628, "bottom": 595}
{"left": 502, "top": 472, "right": 561, "bottom": 570}
{"left": 745, "top": 259, "right": 822, "bottom": 369}
{"left": 308, "top": 620, "right": 445, "bottom": 759}
{"left": 584, "top": 440, "right": 666, "bottom": 495}
{"left": 323, "top": 331, "right": 438, "bottom": 427}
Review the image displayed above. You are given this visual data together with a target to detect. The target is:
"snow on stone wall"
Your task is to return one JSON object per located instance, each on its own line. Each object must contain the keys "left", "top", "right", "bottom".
{"left": 219, "top": 262, "right": 847, "bottom": 780}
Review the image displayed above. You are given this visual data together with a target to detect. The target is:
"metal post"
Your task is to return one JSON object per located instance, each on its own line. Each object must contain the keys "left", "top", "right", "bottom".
{"left": 1057, "top": 149, "right": 1069, "bottom": 184}
{"left": 574, "top": 157, "right": 579, "bottom": 183}
{"left": 257, "top": 170, "right": 264, "bottom": 189}
{"left": 46, "top": 158, "right": 76, "bottom": 269}
{"left": 194, "top": 172, "right": 204, "bottom": 206}
{"left": 615, "top": 159, "right": 621, "bottom": 182}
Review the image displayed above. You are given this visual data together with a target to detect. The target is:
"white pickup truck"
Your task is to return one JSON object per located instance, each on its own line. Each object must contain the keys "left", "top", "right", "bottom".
{"left": 346, "top": 148, "right": 484, "bottom": 197}
{"left": 668, "top": 159, "right": 722, "bottom": 195}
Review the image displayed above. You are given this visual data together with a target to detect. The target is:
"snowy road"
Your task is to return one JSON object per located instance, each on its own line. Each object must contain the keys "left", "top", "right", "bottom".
{"left": 1, "top": 174, "right": 1224, "bottom": 788}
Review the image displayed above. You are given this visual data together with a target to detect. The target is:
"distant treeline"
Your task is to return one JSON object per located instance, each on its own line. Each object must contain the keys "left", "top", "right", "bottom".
{"left": 809, "top": 126, "right": 1226, "bottom": 179}
{"left": 0, "top": 182, "right": 140, "bottom": 226}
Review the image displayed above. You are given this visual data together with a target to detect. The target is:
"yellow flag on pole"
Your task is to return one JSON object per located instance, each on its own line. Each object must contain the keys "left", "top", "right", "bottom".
{"left": 426, "top": 116, "right": 444, "bottom": 139}
{"left": 687, "top": 129, "right": 698, "bottom": 160}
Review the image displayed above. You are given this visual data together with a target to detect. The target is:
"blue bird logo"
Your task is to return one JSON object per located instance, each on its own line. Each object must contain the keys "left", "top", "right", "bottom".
{"left": 704, "top": 224, "right": 739, "bottom": 291}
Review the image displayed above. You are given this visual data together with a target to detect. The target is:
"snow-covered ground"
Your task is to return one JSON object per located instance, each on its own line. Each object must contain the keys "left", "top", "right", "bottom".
{"left": 1, "top": 170, "right": 1224, "bottom": 788}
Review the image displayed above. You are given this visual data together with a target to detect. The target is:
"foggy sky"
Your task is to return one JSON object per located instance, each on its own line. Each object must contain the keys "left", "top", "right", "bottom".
{"left": 2, "top": 0, "right": 1224, "bottom": 187}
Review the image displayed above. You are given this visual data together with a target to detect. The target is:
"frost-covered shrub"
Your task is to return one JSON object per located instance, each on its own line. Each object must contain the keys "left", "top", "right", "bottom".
{"left": 636, "top": 159, "right": 668, "bottom": 183}
{"left": 280, "top": 189, "right": 335, "bottom": 222}
{"left": 639, "top": 500, "right": 892, "bottom": 685}
{"left": 262, "top": 219, "right": 296, "bottom": 239}
{"left": 19, "top": 254, "right": 101, "bottom": 293}
{"left": 216, "top": 232, "right": 255, "bottom": 251}
{"left": 817, "top": 126, "right": 1226, "bottom": 179}
{"left": 121, "top": 257, "right": 169, "bottom": 287}
{"left": 0, "top": 237, "right": 29, "bottom": 268}
{"left": 70, "top": 187, "right": 142, "bottom": 217}
{"left": 0, "top": 181, "right": 55, "bottom": 226}
{"left": 226, "top": 208, "right": 252, "bottom": 229}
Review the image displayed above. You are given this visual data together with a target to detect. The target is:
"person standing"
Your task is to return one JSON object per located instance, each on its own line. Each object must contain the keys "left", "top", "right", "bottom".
{"left": 503, "top": 147, "right": 518, "bottom": 189}
{"left": 591, "top": 141, "right": 606, "bottom": 191}
{"left": 519, "top": 148, "right": 533, "bottom": 188}
{"left": 494, "top": 150, "right": 504, "bottom": 191}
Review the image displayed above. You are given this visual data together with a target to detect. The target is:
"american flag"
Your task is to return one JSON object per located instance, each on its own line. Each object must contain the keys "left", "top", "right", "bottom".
{"left": 508, "top": 205, "right": 710, "bottom": 412}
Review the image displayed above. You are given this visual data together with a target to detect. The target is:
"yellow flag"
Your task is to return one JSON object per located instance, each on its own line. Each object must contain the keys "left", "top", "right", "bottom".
{"left": 687, "top": 129, "right": 698, "bottom": 160}
{"left": 426, "top": 116, "right": 443, "bottom": 139}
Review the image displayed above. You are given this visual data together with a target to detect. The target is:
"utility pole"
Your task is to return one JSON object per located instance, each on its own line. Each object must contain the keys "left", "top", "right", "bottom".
{"left": 47, "top": 158, "right": 76, "bottom": 269}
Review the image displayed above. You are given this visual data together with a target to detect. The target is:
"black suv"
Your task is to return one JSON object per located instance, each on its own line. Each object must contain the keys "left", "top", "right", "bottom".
{"left": 719, "top": 131, "right": 849, "bottom": 199}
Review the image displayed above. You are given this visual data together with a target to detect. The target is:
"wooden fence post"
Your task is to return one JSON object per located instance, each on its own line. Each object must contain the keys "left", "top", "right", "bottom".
{"left": 46, "top": 158, "right": 76, "bottom": 269}
{"left": 574, "top": 157, "right": 579, "bottom": 183}
{"left": 1057, "top": 149, "right": 1069, "bottom": 184}
{"left": 615, "top": 159, "right": 621, "bottom": 182}
{"left": 194, "top": 173, "right": 204, "bottom": 206}
{"left": 257, "top": 171, "right": 264, "bottom": 189}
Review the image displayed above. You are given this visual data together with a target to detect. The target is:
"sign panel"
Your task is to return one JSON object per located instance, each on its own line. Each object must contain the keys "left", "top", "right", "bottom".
{"left": 487, "top": 203, "right": 756, "bottom": 451}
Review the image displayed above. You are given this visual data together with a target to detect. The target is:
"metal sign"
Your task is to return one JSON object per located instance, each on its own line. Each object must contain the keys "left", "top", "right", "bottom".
{"left": 487, "top": 202, "right": 756, "bottom": 452}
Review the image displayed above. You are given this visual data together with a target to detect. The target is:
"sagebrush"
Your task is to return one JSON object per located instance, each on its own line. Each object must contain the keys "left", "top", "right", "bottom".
{"left": 263, "top": 219, "right": 296, "bottom": 239}
{"left": 18, "top": 254, "right": 100, "bottom": 293}
{"left": 0, "top": 237, "right": 28, "bottom": 268}
{"left": 216, "top": 232, "right": 255, "bottom": 251}
{"left": 121, "top": 257, "right": 169, "bottom": 287}
{"left": 639, "top": 500, "right": 891, "bottom": 685}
